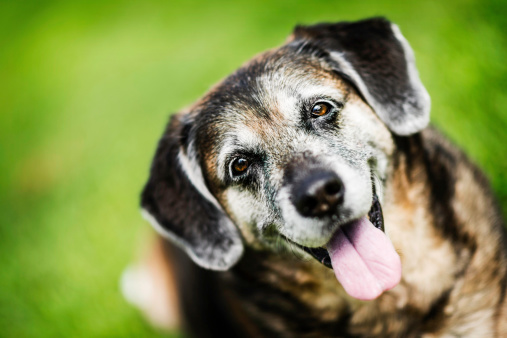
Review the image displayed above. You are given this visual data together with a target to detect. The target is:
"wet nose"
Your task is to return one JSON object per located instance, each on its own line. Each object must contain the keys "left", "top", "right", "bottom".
{"left": 293, "top": 171, "right": 344, "bottom": 218}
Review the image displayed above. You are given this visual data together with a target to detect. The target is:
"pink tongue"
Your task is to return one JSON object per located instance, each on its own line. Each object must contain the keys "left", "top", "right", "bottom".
{"left": 327, "top": 216, "right": 401, "bottom": 301}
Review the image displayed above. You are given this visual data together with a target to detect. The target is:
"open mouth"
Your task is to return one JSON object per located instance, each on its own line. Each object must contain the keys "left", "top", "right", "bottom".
{"left": 300, "top": 193, "right": 384, "bottom": 269}
{"left": 287, "top": 192, "right": 401, "bottom": 301}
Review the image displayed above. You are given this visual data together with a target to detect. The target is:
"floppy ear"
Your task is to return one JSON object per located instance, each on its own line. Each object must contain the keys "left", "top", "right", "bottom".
{"left": 292, "top": 17, "right": 430, "bottom": 135}
{"left": 141, "top": 115, "right": 244, "bottom": 271}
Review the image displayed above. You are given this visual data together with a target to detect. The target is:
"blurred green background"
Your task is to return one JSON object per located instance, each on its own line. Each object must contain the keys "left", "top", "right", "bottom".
{"left": 1, "top": 0, "right": 506, "bottom": 336}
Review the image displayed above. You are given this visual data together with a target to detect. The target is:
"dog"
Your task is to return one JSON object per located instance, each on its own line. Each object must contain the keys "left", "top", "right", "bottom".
{"left": 129, "top": 17, "right": 507, "bottom": 337}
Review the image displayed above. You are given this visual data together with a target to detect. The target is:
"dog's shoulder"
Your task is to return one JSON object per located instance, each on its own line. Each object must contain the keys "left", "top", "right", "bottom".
{"left": 390, "top": 126, "right": 507, "bottom": 336}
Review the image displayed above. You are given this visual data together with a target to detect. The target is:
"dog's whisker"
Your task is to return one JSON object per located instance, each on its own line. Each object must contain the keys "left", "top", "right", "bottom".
{"left": 279, "top": 235, "right": 307, "bottom": 262}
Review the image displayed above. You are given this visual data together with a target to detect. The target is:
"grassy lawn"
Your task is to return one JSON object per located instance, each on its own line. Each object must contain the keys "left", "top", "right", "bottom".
{"left": 1, "top": 0, "right": 506, "bottom": 336}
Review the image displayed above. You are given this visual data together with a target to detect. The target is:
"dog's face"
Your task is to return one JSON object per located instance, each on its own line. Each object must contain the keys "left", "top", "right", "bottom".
{"left": 141, "top": 18, "right": 430, "bottom": 300}
{"left": 196, "top": 51, "right": 390, "bottom": 248}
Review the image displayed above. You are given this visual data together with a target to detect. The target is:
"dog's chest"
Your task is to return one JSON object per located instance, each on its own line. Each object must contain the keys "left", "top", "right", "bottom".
{"left": 222, "top": 252, "right": 422, "bottom": 337}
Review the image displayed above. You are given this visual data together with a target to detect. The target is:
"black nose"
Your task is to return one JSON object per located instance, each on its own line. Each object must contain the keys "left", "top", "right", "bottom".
{"left": 293, "top": 171, "right": 344, "bottom": 218}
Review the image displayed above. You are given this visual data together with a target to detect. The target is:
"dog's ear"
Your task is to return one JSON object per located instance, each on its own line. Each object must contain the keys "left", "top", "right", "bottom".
{"left": 140, "top": 115, "right": 244, "bottom": 271}
{"left": 292, "top": 17, "right": 430, "bottom": 135}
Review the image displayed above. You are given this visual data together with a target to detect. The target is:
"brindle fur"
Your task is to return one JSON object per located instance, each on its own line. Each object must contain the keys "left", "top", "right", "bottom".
{"left": 136, "top": 18, "right": 507, "bottom": 337}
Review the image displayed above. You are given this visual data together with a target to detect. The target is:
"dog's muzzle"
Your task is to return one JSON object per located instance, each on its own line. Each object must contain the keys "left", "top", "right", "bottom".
{"left": 286, "top": 170, "right": 401, "bottom": 300}
{"left": 289, "top": 169, "right": 384, "bottom": 267}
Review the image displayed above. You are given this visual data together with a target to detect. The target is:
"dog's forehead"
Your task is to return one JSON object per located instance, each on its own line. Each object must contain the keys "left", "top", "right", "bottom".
{"left": 193, "top": 47, "right": 347, "bottom": 156}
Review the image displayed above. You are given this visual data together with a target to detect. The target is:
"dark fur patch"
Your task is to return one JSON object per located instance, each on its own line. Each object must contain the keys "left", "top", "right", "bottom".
{"left": 141, "top": 115, "right": 243, "bottom": 270}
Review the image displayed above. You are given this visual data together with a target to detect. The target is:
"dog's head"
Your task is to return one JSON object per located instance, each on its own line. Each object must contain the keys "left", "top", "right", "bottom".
{"left": 141, "top": 18, "right": 430, "bottom": 300}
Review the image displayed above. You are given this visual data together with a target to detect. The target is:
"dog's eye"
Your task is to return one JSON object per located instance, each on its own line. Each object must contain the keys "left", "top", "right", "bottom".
{"left": 311, "top": 102, "right": 332, "bottom": 117}
{"left": 231, "top": 158, "right": 249, "bottom": 176}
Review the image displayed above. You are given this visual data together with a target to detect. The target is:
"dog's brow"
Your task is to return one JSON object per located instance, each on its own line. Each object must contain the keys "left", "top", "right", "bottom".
{"left": 234, "top": 128, "right": 262, "bottom": 147}
{"left": 256, "top": 72, "right": 347, "bottom": 121}
{"left": 277, "top": 85, "right": 346, "bottom": 121}
{"left": 301, "top": 85, "right": 347, "bottom": 102}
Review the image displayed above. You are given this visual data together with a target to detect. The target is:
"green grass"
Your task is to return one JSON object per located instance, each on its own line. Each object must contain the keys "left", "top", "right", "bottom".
{"left": 0, "top": 0, "right": 506, "bottom": 336}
